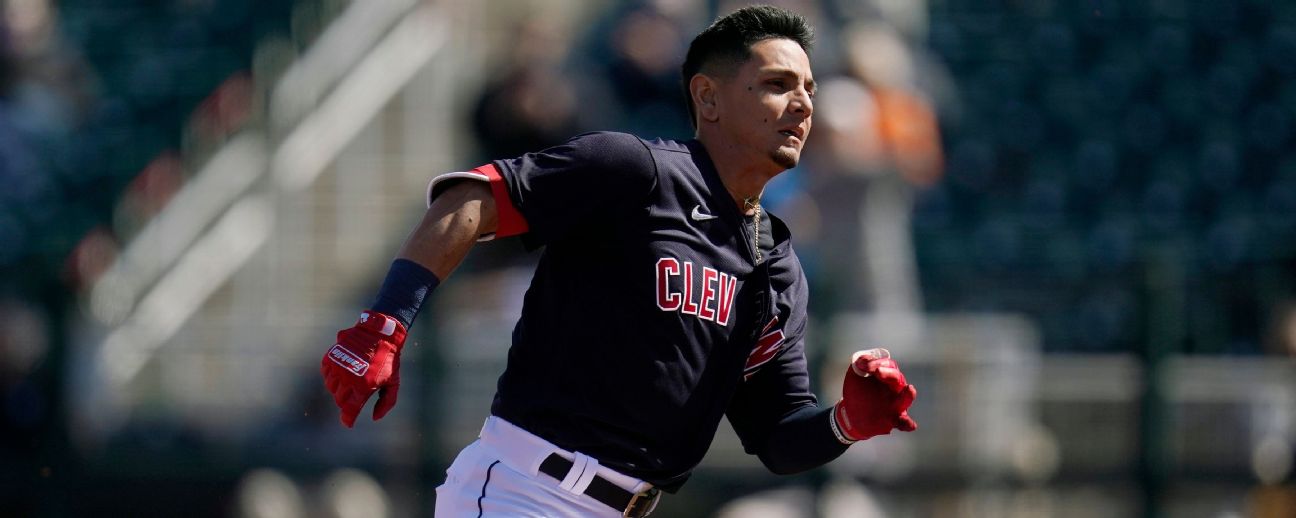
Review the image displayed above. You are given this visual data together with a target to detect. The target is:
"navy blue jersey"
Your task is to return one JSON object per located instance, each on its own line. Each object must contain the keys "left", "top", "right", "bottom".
{"left": 433, "top": 132, "right": 830, "bottom": 491}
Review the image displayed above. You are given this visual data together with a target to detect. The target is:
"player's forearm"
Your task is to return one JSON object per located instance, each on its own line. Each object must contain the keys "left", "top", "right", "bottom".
{"left": 367, "top": 180, "right": 497, "bottom": 329}
{"left": 396, "top": 179, "right": 498, "bottom": 280}
{"left": 756, "top": 405, "right": 850, "bottom": 475}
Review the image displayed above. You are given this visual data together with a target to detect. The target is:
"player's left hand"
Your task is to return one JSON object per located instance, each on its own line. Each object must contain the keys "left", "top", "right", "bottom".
{"left": 320, "top": 311, "right": 407, "bottom": 428}
{"left": 833, "top": 348, "right": 918, "bottom": 442}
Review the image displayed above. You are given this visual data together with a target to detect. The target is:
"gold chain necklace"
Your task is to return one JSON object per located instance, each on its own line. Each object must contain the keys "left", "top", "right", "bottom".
{"left": 744, "top": 196, "right": 762, "bottom": 264}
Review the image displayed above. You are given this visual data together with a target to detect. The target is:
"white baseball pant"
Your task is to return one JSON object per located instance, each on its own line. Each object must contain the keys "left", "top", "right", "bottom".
{"left": 434, "top": 416, "right": 655, "bottom": 517}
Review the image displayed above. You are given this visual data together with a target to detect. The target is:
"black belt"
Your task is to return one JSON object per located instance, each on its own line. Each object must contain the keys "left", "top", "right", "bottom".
{"left": 538, "top": 453, "right": 660, "bottom": 517}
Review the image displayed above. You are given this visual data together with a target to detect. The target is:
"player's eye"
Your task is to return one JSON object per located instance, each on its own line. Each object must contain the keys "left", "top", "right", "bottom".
{"left": 766, "top": 79, "right": 788, "bottom": 91}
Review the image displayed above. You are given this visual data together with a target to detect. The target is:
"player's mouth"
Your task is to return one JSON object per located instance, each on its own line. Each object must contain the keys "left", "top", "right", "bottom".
{"left": 778, "top": 127, "right": 804, "bottom": 143}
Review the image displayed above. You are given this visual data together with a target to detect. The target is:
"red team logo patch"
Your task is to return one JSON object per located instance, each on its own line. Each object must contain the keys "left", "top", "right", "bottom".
{"left": 743, "top": 317, "right": 786, "bottom": 380}
{"left": 328, "top": 344, "right": 370, "bottom": 376}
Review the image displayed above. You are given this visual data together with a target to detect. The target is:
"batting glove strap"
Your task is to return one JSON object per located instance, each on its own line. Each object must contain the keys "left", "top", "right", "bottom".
{"left": 351, "top": 310, "right": 408, "bottom": 347}
{"left": 829, "top": 404, "right": 859, "bottom": 445}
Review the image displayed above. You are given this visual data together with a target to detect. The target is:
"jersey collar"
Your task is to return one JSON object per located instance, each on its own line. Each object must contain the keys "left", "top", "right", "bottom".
{"left": 685, "top": 139, "right": 778, "bottom": 265}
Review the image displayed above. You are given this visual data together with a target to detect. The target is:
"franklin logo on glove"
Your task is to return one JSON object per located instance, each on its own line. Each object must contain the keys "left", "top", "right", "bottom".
{"left": 327, "top": 345, "right": 370, "bottom": 376}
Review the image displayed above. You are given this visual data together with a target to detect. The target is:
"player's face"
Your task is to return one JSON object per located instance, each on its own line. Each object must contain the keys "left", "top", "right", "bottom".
{"left": 718, "top": 38, "right": 815, "bottom": 170}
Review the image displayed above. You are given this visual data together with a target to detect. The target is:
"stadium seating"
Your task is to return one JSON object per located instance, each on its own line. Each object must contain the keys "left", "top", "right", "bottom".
{"left": 918, "top": 0, "right": 1296, "bottom": 353}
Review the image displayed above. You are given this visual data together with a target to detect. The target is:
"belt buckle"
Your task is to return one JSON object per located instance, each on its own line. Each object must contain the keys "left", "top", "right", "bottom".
{"left": 622, "top": 487, "right": 660, "bottom": 517}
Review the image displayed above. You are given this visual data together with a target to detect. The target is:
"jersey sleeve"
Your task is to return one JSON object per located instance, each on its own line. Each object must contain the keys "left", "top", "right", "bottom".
{"left": 431, "top": 131, "right": 658, "bottom": 248}
{"left": 726, "top": 250, "right": 849, "bottom": 473}
{"left": 425, "top": 132, "right": 657, "bottom": 244}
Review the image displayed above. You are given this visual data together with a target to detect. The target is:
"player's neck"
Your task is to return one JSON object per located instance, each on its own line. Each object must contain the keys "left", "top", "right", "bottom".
{"left": 696, "top": 132, "right": 780, "bottom": 215}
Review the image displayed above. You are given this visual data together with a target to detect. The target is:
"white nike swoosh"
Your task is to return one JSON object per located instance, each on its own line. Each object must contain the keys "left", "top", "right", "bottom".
{"left": 691, "top": 205, "right": 718, "bottom": 221}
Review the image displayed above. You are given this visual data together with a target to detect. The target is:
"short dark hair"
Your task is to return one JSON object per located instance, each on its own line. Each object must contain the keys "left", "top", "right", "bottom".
{"left": 681, "top": 5, "right": 815, "bottom": 128}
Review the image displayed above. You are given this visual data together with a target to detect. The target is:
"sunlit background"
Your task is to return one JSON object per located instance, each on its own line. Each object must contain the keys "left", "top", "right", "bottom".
{"left": 2, "top": 0, "right": 1295, "bottom": 516}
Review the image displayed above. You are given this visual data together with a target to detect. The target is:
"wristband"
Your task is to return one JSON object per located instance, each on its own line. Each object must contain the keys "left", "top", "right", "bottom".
{"left": 370, "top": 258, "right": 441, "bottom": 329}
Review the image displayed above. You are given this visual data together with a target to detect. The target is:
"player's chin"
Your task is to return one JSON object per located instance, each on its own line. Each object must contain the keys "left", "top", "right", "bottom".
{"left": 770, "top": 146, "right": 800, "bottom": 169}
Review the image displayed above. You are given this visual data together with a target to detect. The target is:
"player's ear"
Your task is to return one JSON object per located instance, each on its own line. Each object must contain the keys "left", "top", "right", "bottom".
{"left": 690, "top": 74, "right": 720, "bottom": 123}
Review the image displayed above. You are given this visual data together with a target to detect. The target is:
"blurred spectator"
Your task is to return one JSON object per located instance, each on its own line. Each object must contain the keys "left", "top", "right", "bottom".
{"left": 0, "top": 296, "right": 49, "bottom": 417}
{"left": 4, "top": 0, "right": 96, "bottom": 141}
{"left": 471, "top": 17, "right": 581, "bottom": 161}
{"left": 784, "top": 20, "right": 944, "bottom": 314}
{"left": 789, "top": 75, "right": 882, "bottom": 310}
{"left": 0, "top": 294, "right": 50, "bottom": 490}
{"left": 566, "top": 0, "right": 701, "bottom": 139}
{"left": 0, "top": 0, "right": 98, "bottom": 275}
{"left": 599, "top": 4, "right": 690, "bottom": 137}
{"left": 843, "top": 21, "right": 943, "bottom": 188}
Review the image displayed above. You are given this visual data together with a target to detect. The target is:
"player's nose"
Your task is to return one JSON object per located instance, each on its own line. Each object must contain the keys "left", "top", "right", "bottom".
{"left": 790, "top": 86, "right": 814, "bottom": 118}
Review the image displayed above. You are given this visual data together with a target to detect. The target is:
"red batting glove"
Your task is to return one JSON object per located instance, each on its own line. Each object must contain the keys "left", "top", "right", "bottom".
{"left": 832, "top": 348, "right": 918, "bottom": 443}
{"left": 320, "top": 311, "right": 407, "bottom": 428}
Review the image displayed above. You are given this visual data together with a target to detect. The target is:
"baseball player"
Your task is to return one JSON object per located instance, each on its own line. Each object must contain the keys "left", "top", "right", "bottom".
{"left": 320, "top": 6, "right": 918, "bottom": 517}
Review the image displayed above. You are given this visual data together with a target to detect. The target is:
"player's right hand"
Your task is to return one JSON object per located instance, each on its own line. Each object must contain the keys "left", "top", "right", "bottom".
{"left": 320, "top": 310, "right": 407, "bottom": 428}
{"left": 833, "top": 348, "right": 918, "bottom": 441}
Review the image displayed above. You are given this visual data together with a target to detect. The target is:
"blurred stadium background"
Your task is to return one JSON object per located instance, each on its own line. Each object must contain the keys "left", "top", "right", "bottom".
{"left": 1, "top": 0, "right": 1295, "bottom": 516}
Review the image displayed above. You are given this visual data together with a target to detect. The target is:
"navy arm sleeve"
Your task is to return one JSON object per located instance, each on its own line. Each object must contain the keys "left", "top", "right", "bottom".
{"left": 726, "top": 255, "right": 849, "bottom": 474}
{"left": 492, "top": 131, "right": 658, "bottom": 248}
